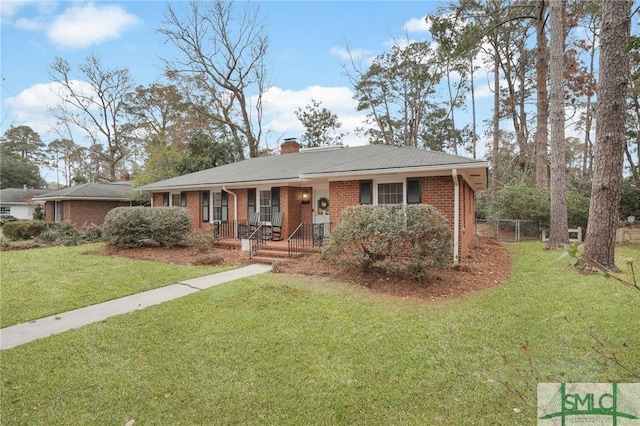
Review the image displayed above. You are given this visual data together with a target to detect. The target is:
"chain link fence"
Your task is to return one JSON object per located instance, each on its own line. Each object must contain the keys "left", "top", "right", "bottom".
{"left": 478, "top": 220, "right": 640, "bottom": 244}
{"left": 476, "top": 219, "right": 541, "bottom": 242}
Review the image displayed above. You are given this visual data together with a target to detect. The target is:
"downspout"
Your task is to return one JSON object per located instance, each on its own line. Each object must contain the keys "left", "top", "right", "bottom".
{"left": 452, "top": 169, "right": 460, "bottom": 264}
{"left": 222, "top": 186, "right": 238, "bottom": 238}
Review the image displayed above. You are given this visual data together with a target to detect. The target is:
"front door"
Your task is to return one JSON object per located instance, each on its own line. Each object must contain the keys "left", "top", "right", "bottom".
{"left": 314, "top": 189, "right": 330, "bottom": 225}
{"left": 313, "top": 189, "right": 330, "bottom": 245}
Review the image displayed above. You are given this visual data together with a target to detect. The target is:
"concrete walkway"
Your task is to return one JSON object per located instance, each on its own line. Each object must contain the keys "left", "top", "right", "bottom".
{"left": 0, "top": 264, "right": 272, "bottom": 350}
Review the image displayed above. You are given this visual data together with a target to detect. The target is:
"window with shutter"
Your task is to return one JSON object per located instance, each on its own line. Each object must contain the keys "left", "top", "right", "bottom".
{"left": 359, "top": 180, "right": 372, "bottom": 205}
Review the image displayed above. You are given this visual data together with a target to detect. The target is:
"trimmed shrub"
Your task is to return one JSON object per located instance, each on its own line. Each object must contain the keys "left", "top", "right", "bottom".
{"left": 103, "top": 207, "right": 191, "bottom": 248}
{"left": 103, "top": 207, "right": 152, "bottom": 248}
{"left": 148, "top": 207, "right": 192, "bottom": 247}
{"left": 2, "top": 220, "right": 52, "bottom": 240}
{"left": 323, "top": 205, "right": 453, "bottom": 280}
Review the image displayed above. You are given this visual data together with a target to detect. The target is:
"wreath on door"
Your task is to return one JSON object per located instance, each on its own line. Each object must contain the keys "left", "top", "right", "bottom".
{"left": 318, "top": 197, "right": 329, "bottom": 210}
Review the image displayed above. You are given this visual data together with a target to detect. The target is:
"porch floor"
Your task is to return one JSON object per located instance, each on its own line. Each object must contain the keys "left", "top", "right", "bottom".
{"left": 212, "top": 237, "right": 322, "bottom": 254}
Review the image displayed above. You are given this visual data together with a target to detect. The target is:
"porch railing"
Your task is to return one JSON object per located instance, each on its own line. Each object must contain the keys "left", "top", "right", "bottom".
{"left": 212, "top": 220, "right": 249, "bottom": 240}
{"left": 287, "top": 222, "right": 332, "bottom": 258}
{"left": 248, "top": 225, "right": 265, "bottom": 259}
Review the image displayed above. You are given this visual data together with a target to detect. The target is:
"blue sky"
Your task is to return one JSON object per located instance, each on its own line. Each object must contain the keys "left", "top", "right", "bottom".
{"left": 1, "top": 0, "right": 458, "bottom": 157}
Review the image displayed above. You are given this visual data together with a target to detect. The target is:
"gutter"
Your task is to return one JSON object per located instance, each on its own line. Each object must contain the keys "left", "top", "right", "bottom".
{"left": 139, "top": 178, "right": 307, "bottom": 193}
{"left": 222, "top": 186, "right": 238, "bottom": 238}
{"left": 452, "top": 169, "right": 460, "bottom": 265}
{"left": 300, "top": 162, "right": 490, "bottom": 180}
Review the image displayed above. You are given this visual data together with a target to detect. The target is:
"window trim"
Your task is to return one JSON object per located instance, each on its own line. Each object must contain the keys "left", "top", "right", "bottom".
{"left": 211, "top": 191, "right": 229, "bottom": 222}
{"left": 259, "top": 189, "right": 272, "bottom": 222}
{"left": 377, "top": 182, "right": 404, "bottom": 205}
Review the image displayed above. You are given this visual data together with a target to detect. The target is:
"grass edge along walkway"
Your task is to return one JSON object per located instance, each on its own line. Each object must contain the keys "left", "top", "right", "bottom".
{"left": 0, "top": 264, "right": 272, "bottom": 350}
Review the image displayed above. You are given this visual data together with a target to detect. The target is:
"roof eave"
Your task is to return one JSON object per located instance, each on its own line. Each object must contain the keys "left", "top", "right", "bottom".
{"left": 300, "top": 162, "right": 489, "bottom": 180}
{"left": 139, "top": 177, "right": 310, "bottom": 192}
{"left": 33, "top": 197, "right": 133, "bottom": 202}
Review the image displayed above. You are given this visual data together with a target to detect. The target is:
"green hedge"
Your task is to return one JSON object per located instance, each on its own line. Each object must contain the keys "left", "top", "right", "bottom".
{"left": 480, "top": 184, "right": 590, "bottom": 230}
{"left": 324, "top": 205, "right": 453, "bottom": 280}
{"left": 103, "top": 207, "right": 192, "bottom": 248}
{"left": 2, "top": 220, "right": 52, "bottom": 240}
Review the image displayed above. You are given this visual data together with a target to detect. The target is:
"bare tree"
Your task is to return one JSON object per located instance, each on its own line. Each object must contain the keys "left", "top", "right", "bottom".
{"left": 547, "top": 0, "right": 568, "bottom": 249}
{"left": 534, "top": 0, "right": 549, "bottom": 188}
{"left": 583, "top": 0, "right": 632, "bottom": 271}
{"left": 50, "top": 55, "right": 134, "bottom": 182}
{"left": 159, "top": 0, "right": 269, "bottom": 158}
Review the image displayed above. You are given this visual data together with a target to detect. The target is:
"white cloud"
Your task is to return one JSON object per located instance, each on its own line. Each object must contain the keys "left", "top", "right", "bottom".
{"left": 4, "top": 82, "right": 62, "bottom": 135}
{"left": 46, "top": 3, "right": 139, "bottom": 49}
{"left": 5, "top": 81, "right": 371, "bottom": 149}
{"left": 404, "top": 16, "right": 430, "bottom": 34}
{"left": 329, "top": 46, "right": 371, "bottom": 62}
{"left": 259, "top": 85, "right": 369, "bottom": 147}
{"left": 1, "top": 0, "right": 36, "bottom": 19}
{"left": 15, "top": 16, "right": 44, "bottom": 30}
{"left": 4, "top": 81, "right": 96, "bottom": 138}
{"left": 1, "top": 0, "right": 57, "bottom": 24}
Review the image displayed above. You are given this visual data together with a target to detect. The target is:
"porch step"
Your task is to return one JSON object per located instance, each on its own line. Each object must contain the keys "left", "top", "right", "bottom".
{"left": 251, "top": 256, "right": 286, "bottom": 265}
{"left": 256, "top": 249, "right": 290, "bottom": 259}
{"left": 250, "top": 248, "right": 292, "bottom": 265}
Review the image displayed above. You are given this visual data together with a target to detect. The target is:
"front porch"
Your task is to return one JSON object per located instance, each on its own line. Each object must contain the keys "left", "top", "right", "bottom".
{"left": 210, "top": 221, "right": 333, "bottom": 262}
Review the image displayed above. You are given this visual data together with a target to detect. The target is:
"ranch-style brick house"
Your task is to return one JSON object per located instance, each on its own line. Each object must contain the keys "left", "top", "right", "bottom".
{"left": 33, "top": 181, "right": 136, "bottom": 228}
{"left": 139, "top": 139, "right": 489, "bottom": 262}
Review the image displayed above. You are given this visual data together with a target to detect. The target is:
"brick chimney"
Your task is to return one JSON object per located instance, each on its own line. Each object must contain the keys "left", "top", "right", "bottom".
{"left": 281, "top": 138, "right": 301, "bottom": 154}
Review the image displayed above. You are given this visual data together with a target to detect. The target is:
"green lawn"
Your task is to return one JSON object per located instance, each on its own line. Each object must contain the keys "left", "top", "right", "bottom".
{"left": 1, "top": 242, "right": 638, "bottom": 425}
{"left": 0, "top": 243, "right": 232, "bottom": 327}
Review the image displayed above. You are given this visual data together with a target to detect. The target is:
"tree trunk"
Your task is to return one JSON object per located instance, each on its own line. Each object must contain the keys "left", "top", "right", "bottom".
{"left": 491, "top": 43, "right": 501, "bottom": 201}
{"left": 582, "top": 20, "right": 597, "bottom": 179}
{"left": 470, "top": 56, "right": 477, "bottom": 159}
{"left": 583, "top": 0, "right": 631, "bottom": 271}
{"left": 547, "top": 0, "right": 568, "bottom": 249}
{"left": 535, "top": 0, "right": 549, "bottom": 188}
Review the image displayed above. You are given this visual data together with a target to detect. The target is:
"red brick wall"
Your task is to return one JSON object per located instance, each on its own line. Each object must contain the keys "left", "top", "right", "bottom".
{"left": 152, "top": 193, "right": 164, "bottom": 207}
{"left": 44, "top": 200, "right": 122, "bottom": 228}
{"left": 329, "top": 181, "right": 360, "bottom": 224}
{"left": 182, "top": 192, "right": 198, "bottom": 226}
{"left": 281, "top": 186, "right": 300, "bottom": 237}
{"left": 423, "top": 176, "right": 455, "bottom": 225}
{"left": 300, "top": 187, "right": 313, "bottom": 225}
{"left": 151, "top": 188, "right": 308, "bottom": 239}
{"left": 236, "top": 189, "right": 249, "bottom": 222}
{"left": 148, "top": 177, "right": 478, "bottom": 258}
{"left": 45, "top": 201, "right": 54, "bottom": 222}
{"left": 328, "top": 176, "right": 477, "bottom": 259}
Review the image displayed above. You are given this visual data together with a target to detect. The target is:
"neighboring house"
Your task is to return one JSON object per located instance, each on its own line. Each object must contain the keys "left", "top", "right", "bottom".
{"left": 0, "top": 187, "right": 51, "bottom": 220}
{"left": 33, "top": 181, "right": 136, "bottom": 228}
{"left": 139, "top": 139, "right": 489, "bottom": 261}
